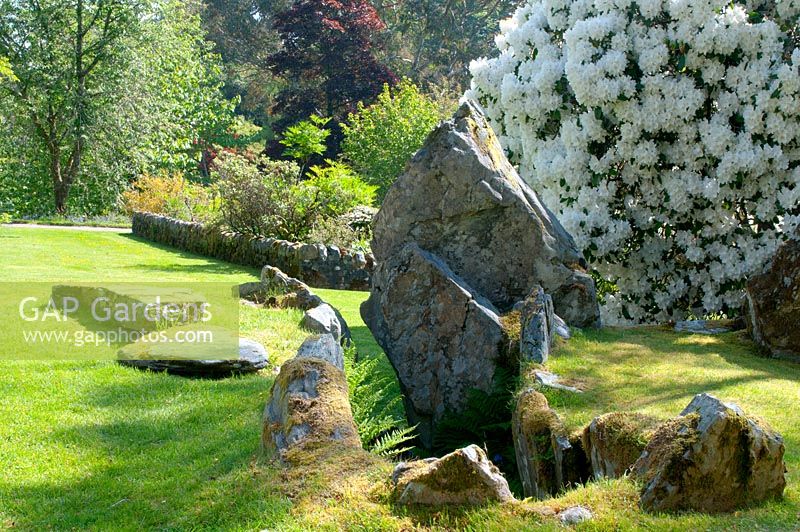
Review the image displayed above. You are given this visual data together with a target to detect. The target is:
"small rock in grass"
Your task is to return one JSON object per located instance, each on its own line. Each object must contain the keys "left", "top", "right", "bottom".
{"left": 674, "top": 320, "right": 732, "bottom": 335}
{"left": 392, "top": 444, "right": 514, "bottom": 505}
{"left": 301, "top": 303, "right": 351, "bottom": 344}
{"left": 558, "top": 505, "right": 593, "bottom": 525}
{"left": 533, "top": 370, "right": 583, "bottom": 393}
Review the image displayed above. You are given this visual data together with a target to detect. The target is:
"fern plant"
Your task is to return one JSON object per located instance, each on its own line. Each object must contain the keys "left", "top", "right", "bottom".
{"left": 344, "top": 344, "right": 416, "bottom": 458}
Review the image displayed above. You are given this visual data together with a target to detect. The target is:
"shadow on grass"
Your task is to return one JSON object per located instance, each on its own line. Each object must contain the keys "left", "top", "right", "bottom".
{"left": 119, "top": 234, "right": 259, "bottom": 278}
{"left": 4, "top": 370, "right": 292, "bottom": 530}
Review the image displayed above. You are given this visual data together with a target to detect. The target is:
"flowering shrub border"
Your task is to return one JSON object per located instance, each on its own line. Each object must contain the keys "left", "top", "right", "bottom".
{"left": 468, "top": 0, "right": 800, "bottom": 322}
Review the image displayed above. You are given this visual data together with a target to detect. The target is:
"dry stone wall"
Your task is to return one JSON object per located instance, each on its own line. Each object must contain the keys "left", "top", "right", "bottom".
{"left": 132, "top": 211, "right": 373, "bottom": 291}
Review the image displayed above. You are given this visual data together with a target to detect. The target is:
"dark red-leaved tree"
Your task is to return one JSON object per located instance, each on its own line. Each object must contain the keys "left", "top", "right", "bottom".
{"left": 268, "top": 0, "right": 397, "bottom": 155}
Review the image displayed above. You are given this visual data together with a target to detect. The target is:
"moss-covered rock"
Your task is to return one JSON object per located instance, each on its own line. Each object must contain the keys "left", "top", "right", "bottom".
{"left": 512, "top": 389, "right": 570, "bottom": 499}
{"left": 582, "top": 412, "right": 660, "bottom": 480}
{"left": 633, "top": 393, "right": 786, "bottom": 513}
{"left": 392, "top": 444, "right": 514, "bottom": 506}
{"left": 262, "top": 355, "right": 361, "bottom": 457}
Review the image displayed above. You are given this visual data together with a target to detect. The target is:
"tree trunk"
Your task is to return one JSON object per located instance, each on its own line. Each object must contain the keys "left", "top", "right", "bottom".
{"left": 47, "top": 140, "right": 70, "bottom": 214}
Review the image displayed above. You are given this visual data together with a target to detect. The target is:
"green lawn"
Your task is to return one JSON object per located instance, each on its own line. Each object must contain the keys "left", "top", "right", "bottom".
{"left": 1, "top": 226, "right": 799, "bottom": 530}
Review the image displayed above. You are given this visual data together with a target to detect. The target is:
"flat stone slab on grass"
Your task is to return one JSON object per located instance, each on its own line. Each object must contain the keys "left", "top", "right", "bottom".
{"left": 533, "top": 370, "right": 583, "bottom": 393}
{"left": 674, "top": 320, "right": 735, "bottom": 335}
{"left": 118, "top": 336, "right": 268, "bottom": 378}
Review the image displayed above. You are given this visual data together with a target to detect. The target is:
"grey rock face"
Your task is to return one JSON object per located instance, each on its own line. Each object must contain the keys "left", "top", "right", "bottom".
{"left": 118, "top": 337, "right": 268, "bottom": 378}
{"left": 361, "top": 100, "right": 598, "bottom": 450}
{"left": 362, "top": 243, "right": 507, "bottom": 448}
{"left": 367, "top": 100, "right": 600, "bottom": 327}
{"left": 633, "top": 393, "right": 786, "bottom": 513}
{"left": 295, "top": 334, "right": 345, "bottom": 371}
{"left": 746, "top": 234, "right": 800, "bottom": 359}
{"left": 392, "top": 445, "right": 514, "bottom": 505}
{"left": 519, "top": 286, "right": 555, "bottom": 364}
{"left": 262, "top": 336, "right": 360, "bottom": 456}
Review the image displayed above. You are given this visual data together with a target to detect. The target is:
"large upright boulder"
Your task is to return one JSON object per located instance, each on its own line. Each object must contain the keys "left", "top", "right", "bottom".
{"left": 746, "top": 234, "right": 800, "bottom": 359}
{"left": 632, "top": 393, "right": 786, "bottom": 513}
{"left": 362, "top": 101, "right": 599, "bottom": 449}
{"left": 368, "top": 100, "right": 599, "bottom": 327}
{"left": 362, "top": 243, "right": 508, "bottom": 448}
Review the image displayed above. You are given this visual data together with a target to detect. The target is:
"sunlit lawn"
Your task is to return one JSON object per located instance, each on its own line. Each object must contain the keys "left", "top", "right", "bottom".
{"left": 1, "top": 226, "right": 799, "bottom": 530}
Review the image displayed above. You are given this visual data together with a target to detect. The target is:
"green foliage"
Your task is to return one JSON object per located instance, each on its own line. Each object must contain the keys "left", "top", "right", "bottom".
{"left": 0, "top": 0, "right": 236, "bottom": 216}
{"left": 280, "top": 115, "right": 331, "bottom": 175}
{"left": 215, "top": 152, "right": 374, "bottom": 242}
{"left": 344, "top": 345, "right": 415, "bottom": 458}
{"left": 215, "top": 153, "right": 307, "bottom": 240}
{"left": 300, "top": 161, "right": 376, "bottom": 218}
{"left": 341, "top": 80, "right": 443, "bottom": 199}
{"left": 307, "top": 214, "right": 370, "bottom": 253}
{"left": 0, "top": 55, "right": 14, "bottom": 80}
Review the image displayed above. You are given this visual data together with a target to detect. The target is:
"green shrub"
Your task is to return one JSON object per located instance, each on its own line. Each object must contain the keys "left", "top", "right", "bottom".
{"left": 307, "top": 216, "right": 370, "bottom": 253}
{"left": 215, "top": 153, "right": 308, "bottom": 240}
{"left": 341, "top": 80, "right": 443, "bottom": 200}
{"left": 216, "top": 152, "right": 375, "bottom": 242}
{"left": 300, "top": 161, "right": 376, "bottom": 219}
{"left": 280, "top": 115, "right": 330, "bottom": 177}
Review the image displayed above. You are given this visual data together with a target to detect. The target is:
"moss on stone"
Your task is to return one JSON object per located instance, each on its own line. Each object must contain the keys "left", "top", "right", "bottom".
{"left": 263, "top": 357, "right": 361, "bottom": 454}
{"left": 500, "top": 310, "right": 522, "bottom": 363}
{"left": 633, "top": 413, "right": 700, "bottom": 487}
{"left": 582, "top": 412, "right": 661, "bottom": 479}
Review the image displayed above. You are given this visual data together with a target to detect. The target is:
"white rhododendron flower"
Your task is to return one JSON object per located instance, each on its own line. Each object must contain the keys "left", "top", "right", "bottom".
{"left": 467, "top": 0, "right": 800, "bottom": 323}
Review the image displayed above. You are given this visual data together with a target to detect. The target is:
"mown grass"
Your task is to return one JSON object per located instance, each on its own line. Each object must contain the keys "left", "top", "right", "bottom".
{"left": 1, "top": 226, "right": 800, "bottom": 530}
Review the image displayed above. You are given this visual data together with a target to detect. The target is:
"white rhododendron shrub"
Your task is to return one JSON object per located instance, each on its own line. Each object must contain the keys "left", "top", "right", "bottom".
{"left": 467, "top": 0, "right": 800, "bottom": 323}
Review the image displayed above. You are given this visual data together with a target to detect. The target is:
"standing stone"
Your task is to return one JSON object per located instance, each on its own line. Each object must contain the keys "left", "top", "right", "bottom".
{"left": 633, "top": 393, "right": 786, "bottom": 513}
{"left": 512, "top": 390, "right": 569, "bottom": 499}
{"left": 262, "top": 336, "right": 360, "bottom": 457}
{"left": 295, "top": 334, "right": 345, "bottom": 372}
{"left": 746, "top": 234, "right": 800, "bottom": 359}
{"left": 301, "top": 303, "right": 351, "bottom": 344}
{"left": 367, "top": 100, "right": 600, "bottom": 327}
{"left": 362, "top": 243, "right": 508, "bottom": 449}
{"left": 391, "top": 444, "right": 514, "bottom": 505}
{"left": 519, "top": 286, "right": 555, "bottom": 364}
